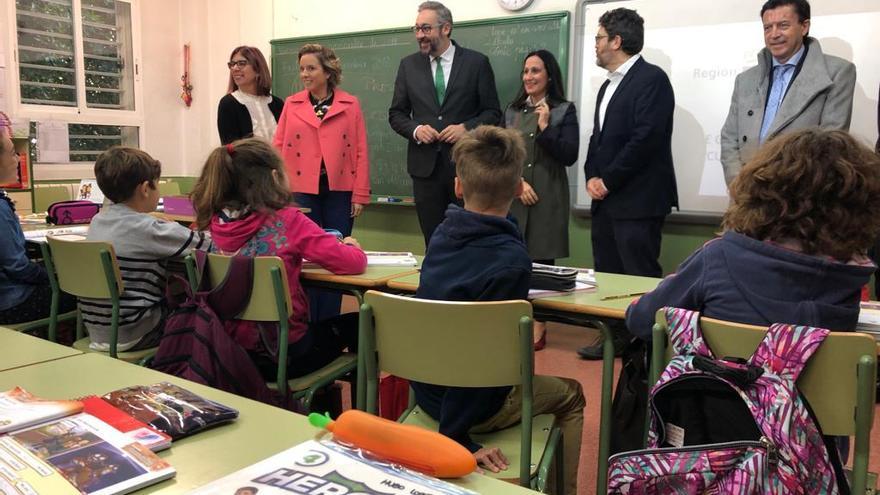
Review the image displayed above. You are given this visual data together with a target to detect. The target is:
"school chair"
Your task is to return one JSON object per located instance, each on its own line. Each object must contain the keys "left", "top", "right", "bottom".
{"left": 47, "top": 237, "right": 157, "bottom": 363}
{"left": 33, "top": 186, "right": 71, "bottom": 212}
{"left": 157, "top": 181, "right": 181, "bottom": 197}
{"left": 193, "top": 253, "right": 357, "bottom": 410}
{"left": 360, "top": 290, "right": 563, "bottom": 492}
{"left": 650, "top": 309, "right": 877, "bottom": 495}
{"left": 5, "top": 242, "right": 77, "bottom": 337}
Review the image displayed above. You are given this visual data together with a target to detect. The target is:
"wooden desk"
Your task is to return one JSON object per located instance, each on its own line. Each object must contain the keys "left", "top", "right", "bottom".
{"left": 301, "top": 259, "right": 422, "bottom": 293}
{"left": 0, "top": 354, "right": 538, "bottom": 494}
{"left": 385, "top": 269, "right": 663, "bottom": 493}
{"left": 0, "top": 327, "right": 82, "bottom": 372}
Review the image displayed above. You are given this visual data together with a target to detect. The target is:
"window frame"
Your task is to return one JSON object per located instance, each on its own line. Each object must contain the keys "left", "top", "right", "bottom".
{"left": 5, "top": 0, "right": 145, "bottom": 175}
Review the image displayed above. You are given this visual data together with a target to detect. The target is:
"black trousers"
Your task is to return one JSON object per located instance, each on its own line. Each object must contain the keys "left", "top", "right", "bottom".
{"left": 591, "top": 210, "right": 665, "bottom": 277}
{"left": 412, "top": 157, "right": 461, "bottom": 246}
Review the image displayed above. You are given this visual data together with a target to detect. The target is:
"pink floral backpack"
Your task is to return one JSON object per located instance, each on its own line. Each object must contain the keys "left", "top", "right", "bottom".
{"left": 607, "top": 307, "right": 848, "bottom": 494}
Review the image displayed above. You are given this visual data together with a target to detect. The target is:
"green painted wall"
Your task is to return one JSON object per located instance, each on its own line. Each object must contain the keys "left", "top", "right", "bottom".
{"left": 350, "top": 204, "right": 720, "bottom": 275}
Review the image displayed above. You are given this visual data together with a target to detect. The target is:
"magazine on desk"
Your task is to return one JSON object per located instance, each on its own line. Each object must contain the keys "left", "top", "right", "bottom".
{"left": 0, "top": 388, "right": 175, "bottom": 495}
{"left": 190, "top": 439, "right": 477, "bottom": 495}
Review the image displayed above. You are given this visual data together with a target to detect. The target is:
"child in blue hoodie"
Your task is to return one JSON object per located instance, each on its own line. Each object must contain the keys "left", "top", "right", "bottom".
{"left": 627, "top": 128, "right": 880, "bottom": 337}
{"left": 413, "top": 125, "right": 585, "bottom": 494}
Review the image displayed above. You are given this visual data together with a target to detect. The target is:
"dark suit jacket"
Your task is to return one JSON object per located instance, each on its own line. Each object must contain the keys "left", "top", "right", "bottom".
{"left": 388, "top": 41, "right": 501, "bottom": 178}
{"left": 585, "top": 57, "right": 678, "bottom": 219}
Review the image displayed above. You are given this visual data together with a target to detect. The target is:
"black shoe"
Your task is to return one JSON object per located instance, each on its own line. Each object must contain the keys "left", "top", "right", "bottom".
{"left": 577, "top": 331, "right": 632, "bottom": 360}
{"left": 577, "top": 343, "right": 604, "bottom": 360}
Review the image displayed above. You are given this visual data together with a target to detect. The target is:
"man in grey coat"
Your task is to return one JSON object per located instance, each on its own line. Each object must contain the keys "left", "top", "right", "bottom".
{"left": 720, "top": 0, "right": 855, "bottom": 185}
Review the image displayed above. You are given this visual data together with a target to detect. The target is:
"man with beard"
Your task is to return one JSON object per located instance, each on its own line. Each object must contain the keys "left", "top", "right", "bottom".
{"left": 389, "top": 1, "right": 501, "bottom": 245}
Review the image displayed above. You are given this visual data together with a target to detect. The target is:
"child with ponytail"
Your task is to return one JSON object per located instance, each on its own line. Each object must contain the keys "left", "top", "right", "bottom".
{"left": 190, "top": 138, "right": 366, "bottom": 379}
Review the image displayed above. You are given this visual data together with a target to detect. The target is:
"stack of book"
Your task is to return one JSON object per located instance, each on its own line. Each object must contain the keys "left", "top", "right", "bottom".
{"left": 856, "top": 301, "right": 880, "bottom": 341}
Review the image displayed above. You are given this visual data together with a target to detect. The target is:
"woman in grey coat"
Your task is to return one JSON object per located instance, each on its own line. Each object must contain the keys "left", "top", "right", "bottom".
{"left": 504, "top": 49, "right": 579, "bottom": 348}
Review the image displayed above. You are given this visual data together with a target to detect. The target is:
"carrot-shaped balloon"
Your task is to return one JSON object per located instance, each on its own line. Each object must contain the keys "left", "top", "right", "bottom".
{"left": 309, "top": 410, "right": 476, "bottom": 478}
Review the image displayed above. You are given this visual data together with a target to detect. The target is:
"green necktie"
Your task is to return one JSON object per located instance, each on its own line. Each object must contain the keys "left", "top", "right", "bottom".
{"left": 434, "top": 57, "right": 446, "bottom": 104}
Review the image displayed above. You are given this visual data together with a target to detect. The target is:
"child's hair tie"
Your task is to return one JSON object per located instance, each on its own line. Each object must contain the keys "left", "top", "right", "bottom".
{"left": 226, "top": 143, "right": 235, "bottom": 155}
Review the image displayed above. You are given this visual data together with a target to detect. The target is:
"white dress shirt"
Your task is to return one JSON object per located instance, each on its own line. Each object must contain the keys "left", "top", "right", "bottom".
{"left": 413, "top": 43, "right": 456, "bottom": 142}
{"left": 598, "top": 53, "right": 641, "bottom": 131}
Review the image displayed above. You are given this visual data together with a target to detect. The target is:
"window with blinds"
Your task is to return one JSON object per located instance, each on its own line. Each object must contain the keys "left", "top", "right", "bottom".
{"left": 14, "top": 0, "right": 140, "bottom": 165}
{"left": 16, "top": 0, "right": 135, "bottom": 110}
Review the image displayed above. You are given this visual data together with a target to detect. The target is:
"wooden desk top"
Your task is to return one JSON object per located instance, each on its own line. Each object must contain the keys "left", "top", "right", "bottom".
{"left": 0, "top": 328, "right": 82, "bottom": 372}
{"left": 386, "top": 270, "right": 662, "bottom": 319}
{"left": 0, "top": 354, "right": 537, "bottom": 494}
{"left": 301, "top": 257, "right": 422, "bottom": 289}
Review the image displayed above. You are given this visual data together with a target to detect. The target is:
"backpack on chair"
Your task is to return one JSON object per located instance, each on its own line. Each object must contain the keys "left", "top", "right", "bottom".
{"left": 608, "top": 307, "right": 848, "bottom": 494}
{"left": 151, "top": 251, "right": 299, "bottom": 411}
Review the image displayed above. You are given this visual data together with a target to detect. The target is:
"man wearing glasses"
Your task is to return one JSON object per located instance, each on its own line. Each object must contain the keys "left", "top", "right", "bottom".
{"left": 389, "top": 1, "right": 501, "bottom": 245}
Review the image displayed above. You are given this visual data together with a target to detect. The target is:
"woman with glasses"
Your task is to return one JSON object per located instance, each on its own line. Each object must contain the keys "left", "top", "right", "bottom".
{"left": 273, "top": 43, "right": 370, "bottom": 320}
{"left": 503, "top": 50, "right": 579, "bottom": 350}
{"left": 217, "top": 46, "right": 284, "bottom": 144}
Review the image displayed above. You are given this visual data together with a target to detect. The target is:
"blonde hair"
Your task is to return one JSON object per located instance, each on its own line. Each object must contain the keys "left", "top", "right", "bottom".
{"left": 452, "top": 126, "right": 525, "bottom": 211}
{"left": 298, "top": 44, "right": 342, "bottom": 89}
{"left": 191, "top": 138, "right": 290, "bottom": 230}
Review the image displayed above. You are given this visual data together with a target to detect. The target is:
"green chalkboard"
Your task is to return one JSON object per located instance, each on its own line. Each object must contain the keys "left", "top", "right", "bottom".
{"left": 271, "top": 12, "right": 569, "bottom": 201}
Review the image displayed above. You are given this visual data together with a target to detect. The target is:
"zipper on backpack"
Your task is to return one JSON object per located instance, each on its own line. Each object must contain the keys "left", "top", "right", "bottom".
{"left": 761, "top": 436, "right": 778, "bottom": 471}
{"left": 608, "top": 439, "right": 770, "bottom": 463}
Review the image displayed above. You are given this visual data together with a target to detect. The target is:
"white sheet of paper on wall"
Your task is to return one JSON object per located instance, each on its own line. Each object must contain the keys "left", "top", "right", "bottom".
{"left": 36, "top": 121, "right": 70, "bottom": 163}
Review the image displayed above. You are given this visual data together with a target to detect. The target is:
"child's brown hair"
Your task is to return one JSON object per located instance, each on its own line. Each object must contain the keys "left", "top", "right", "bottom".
{"left": 94, "top": 147, "right": 161, "bottom": 204}
{"left": 452, "top": 125, "right": 525, "bottom": 211}
{"left": 191, "top": 138, "right": 290, "bottom": 230}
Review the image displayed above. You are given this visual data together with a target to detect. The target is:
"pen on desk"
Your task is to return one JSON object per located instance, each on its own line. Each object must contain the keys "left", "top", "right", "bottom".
{"left": 376, "top": 197, "right": 402, "bottom": 203}
{"left": 600, "top": 291, "right": 649, "bottom": 301}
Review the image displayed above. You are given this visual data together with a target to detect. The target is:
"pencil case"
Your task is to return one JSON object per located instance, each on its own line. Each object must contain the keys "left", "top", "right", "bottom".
{"left": 46, "top": 200, "right": 101, "bottom": 225}
{"left": 531, "top": 263, "right": 577, "bottom": 291}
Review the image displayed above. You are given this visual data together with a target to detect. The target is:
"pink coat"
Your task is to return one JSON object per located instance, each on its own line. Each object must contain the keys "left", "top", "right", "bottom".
{"left": 273, "top": 89, "right": 371, "bottom": 204}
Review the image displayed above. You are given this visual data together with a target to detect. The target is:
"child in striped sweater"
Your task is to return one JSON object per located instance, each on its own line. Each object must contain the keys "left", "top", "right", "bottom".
{"left": 82, "top": 147, "right": 210, "bottom": 351}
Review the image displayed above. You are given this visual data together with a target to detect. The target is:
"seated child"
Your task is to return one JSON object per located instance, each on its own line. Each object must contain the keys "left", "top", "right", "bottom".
{"left": 190, "top": 138, "right": 366, "bottom": 380}
{"left": 0, "top": 123, "right": 77, "bottom": 324}
{"left": 627, "top": 128, "right": 880, "bottom": 337}
{"left": 413, "top": 125, "right": 585, "bottom": 494}
{"left": 82, "top": 147, "right": 211, "bottom": 351}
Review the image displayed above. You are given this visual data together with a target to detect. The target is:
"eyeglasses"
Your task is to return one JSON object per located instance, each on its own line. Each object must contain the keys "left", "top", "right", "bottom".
{"left": 594, "top": 35, "right": 609, "bottom": 43}
{"left": 227, "top": 60, "right": 249, "bottom": 69}
{"left": 411, "top": 23, "right": 443, "bottom": 34}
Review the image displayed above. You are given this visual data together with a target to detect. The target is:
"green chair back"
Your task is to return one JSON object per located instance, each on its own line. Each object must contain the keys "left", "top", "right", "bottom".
{"left": 34, "top": 186, "right": 71, "bottom": 212}
{"left": 47, "top": 237, "right": 124, "bottom": 358}
{"left": 204, "top": 254, "right": 292, "bottom": 321}
{"left": 158, "top": 181, "right": 181, "bottom": 197}
{"left": 47, "top": 238, "right": 122, "bottom": 300}
{"left": 193, "top": 253, "right": 357, "bottom": 409}
{"left": 651, "top": 309, "right": 877, "bottom": 493}
{"left": 361, "top": 291, "right": 542, "bottom": 487}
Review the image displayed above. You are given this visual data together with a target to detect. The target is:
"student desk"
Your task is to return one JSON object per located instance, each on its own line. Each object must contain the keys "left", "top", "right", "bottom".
{"left": 300, "top": 258, "right": 422, "bottom": 302}
{"left": 385, "top": 269, "right": 663, "bottom": 494}
{"left": 0, "top": 327, "right": 82, "bottom": 372}
{"left": 301, "top": 257, "right": 422, "bottom": 409}
{"left": 0, "top": 353, "right": 539, "bottom": 494}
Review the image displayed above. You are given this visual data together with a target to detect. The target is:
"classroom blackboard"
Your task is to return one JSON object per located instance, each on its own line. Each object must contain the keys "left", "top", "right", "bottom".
{"left": 271, "top": 12, "right": 570, "bottom": 201}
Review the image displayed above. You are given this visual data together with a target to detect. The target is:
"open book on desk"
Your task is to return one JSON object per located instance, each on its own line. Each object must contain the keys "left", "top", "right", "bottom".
{"left": 0, "top": 387, "right": 175, "bottom": 495}
{"left": 365, "top": 251, "right": 418, "bottom": 267}
{"left": 22, "top": 225, "right": 89, "bottom": 243}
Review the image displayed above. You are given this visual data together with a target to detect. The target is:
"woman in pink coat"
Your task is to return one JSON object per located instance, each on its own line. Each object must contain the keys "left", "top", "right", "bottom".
{"left": 273, "top": 43, "right": 370, "bottom": 236}
{"left": 273, "top": 43, "right": 370, "bottom": 320}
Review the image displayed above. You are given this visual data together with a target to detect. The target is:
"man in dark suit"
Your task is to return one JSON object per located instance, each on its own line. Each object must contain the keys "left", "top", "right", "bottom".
{"left": 579, "top": 8, "right": 678, "bottom": 358}
{"left": 389, "top": 1, "right": 501, "bottom": 245}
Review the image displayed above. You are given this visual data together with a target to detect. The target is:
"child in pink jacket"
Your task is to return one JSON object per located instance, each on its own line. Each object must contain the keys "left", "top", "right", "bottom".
{"left": 191, "top": 138, "right": 367, "bottom": 379}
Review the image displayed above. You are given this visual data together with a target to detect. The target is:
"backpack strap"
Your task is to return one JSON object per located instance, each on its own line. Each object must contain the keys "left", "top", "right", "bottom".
{"left": 664, "top": 307, "right": 714, "bottom": 358}
{"left": 204, "top": 254, "right": 255, "bottom": 320}
{"left": 749, "top": 323, "right": 829, "bottom": 381}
